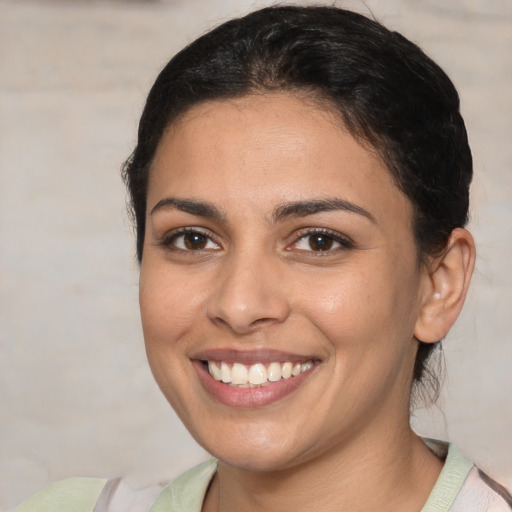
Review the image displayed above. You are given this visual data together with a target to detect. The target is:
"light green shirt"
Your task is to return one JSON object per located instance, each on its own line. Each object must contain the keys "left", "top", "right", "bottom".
{"left": 12, "top": 443, "right": 512, "bottom": 511}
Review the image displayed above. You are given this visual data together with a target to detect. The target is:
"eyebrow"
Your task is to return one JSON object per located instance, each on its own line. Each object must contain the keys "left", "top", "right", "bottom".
{"left": 272, "top": 198, "right": 376, "bottom": 223}
{"left": 150, "top": 196, "right": 375, "bottom": 224}
{"left": 150, "top": 197, "right": 225, "bottom": 222}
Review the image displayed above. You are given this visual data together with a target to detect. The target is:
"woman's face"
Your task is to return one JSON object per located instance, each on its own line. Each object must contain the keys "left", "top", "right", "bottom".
{"left": 139, "top": 93, "right": 430, "bottom": 471}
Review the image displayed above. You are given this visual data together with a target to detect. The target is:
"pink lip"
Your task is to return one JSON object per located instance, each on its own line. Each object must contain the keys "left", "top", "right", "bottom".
{"left": 192, "top": 348, "right": 315, "bottom": 365}
{"left": 192, "top": 355, "right": 318, "bottom": 408}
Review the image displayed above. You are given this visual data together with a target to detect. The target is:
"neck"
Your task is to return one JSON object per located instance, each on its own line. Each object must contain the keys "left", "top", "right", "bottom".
{"left": 203, "top": 424, "right": 442, "bottom": 512}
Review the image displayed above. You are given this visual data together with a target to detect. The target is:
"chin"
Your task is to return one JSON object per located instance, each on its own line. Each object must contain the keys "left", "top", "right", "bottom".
{"left": 213, "top": 446, "right": 304, "bottom": 473}
{"left": 195, "top": 421, "right": 310, "bottom": 472}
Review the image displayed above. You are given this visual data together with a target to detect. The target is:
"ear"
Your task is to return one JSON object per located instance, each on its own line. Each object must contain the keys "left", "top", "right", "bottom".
{"left": 414, "top": 228, "right": 476, "bottom": 343}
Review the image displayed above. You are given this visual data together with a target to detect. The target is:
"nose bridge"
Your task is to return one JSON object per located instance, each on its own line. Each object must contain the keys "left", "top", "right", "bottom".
{"left": 207, "top": 243, "right": 290, "bottom": 333}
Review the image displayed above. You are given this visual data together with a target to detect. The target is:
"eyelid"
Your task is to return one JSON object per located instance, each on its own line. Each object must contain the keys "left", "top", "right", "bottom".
{"left": 157, "top": 226, "right": 221, "bottom": 251}
{"left": 288, "top": 227, "right": 354, "bottom": 252}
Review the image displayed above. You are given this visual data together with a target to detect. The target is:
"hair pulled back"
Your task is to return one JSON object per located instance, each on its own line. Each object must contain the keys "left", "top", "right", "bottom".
{"left": 122, "top": 5, "right": 472, "bottom": 397}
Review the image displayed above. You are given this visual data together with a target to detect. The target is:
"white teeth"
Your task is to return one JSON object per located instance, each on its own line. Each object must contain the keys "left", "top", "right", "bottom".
{"left": 267, "top": 362, "right": 282, "bottom": 382}
{"left": 221, "top": 362, "right": 231, "bottom": 383}
{"left": 281, "top": 362, "right": 292, "bottom": 379}
{"left": 208, "top": 361, "right": 222, "bottom": 381}
{"left": 248, "top": 363, "right": 267, "bottom": 385}
{"left": 208, "top": 359, "right": 315, "bottom": 386}
{"left": 301, "top": 361, "right": 314, "bottom": 372}
{"left": 208, "top": 360, "right": 315, "bottom": 388}
{"left": 231, "top": 363, "right": 248, "bottom": 385}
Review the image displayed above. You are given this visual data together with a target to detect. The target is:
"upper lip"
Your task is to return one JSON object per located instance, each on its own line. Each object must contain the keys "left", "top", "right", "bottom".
{"left": 192, "top": 348, "right": 319, "bottom": 365}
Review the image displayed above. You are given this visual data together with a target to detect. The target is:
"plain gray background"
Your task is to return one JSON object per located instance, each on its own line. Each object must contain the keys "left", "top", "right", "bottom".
{"left": 1, "top": 0, "right": 511, "bottom": 510}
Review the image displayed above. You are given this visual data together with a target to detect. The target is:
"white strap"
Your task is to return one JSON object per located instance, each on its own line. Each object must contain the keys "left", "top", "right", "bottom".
{"left": 93, "top": 478, "right": 121, "bottom": 512}
{"left": 93, "top": 478, "right": 165, "bottom": 512}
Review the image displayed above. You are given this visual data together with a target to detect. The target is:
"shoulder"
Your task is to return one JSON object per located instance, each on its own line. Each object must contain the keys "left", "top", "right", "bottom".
{"left": 10, "top": 460, "right": 218, "bottom": 512}
{"left": 422, "top": 440, "right": 512, "bottom": 512}
{"left": 11, "top": 477, "right": 107, "bottom": 512}
{"left": 151, "top": 459, "right": 217, "bottom": 512}
{"left": 451, "top": 467, "right": 512, "bottom": 512}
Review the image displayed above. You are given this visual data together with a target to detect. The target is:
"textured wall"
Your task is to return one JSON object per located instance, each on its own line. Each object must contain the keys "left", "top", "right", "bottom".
{"left": 0, "top": 0, "right": 511, "bottom": 509}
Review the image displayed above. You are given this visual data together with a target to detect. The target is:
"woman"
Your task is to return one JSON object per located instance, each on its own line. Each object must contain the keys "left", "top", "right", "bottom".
{"left": 13, "top": 5, "right": 512, "bottom": 512}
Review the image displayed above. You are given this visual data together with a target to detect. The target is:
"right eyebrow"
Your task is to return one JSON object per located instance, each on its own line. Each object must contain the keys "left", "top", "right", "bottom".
{"left": 272, "top": 197, "right": 376, "bottom": 224}
{"left": 150, "top": 197, "right": 225, "bottom": 222}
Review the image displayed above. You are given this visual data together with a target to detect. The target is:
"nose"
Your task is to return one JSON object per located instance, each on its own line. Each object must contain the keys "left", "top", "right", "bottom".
{"left": 206, "top": 251, "right": 291, "bottom": 334}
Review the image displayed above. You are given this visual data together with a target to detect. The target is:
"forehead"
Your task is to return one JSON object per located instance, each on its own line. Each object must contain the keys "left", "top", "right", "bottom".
{"left": 148, "top": 93, "right": 411, "bottom": 225}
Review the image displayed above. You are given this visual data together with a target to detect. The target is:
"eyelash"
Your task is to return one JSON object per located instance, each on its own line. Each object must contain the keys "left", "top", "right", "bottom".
{"left": 158, "top": 227, "right": 220, "bottom": 252}
{"left": 158, "top": 227, "right": 354, "bottom": 254}
{"left": 290, "top": 228, "right": 354, "bottom": 254}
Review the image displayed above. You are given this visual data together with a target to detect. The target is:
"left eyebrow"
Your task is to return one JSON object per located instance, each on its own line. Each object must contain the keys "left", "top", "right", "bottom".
{"left": 272, "top": 198, "right": 376, "bottom": 224}
{"left": 150, "top": 197, "right": 225, "bottom": 222}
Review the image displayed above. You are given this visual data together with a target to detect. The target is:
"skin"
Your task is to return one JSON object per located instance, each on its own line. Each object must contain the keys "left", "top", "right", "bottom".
{"left": 139, "top": 93, "right": 474, "bottom": 511}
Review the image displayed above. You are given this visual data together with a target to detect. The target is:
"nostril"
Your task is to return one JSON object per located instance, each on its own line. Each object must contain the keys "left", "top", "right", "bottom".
{"left": 249, "top": 317, "right": 282, "bottom": 329}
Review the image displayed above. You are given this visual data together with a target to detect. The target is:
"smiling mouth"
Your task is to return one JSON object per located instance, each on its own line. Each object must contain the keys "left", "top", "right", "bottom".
{"left": 205, "top": 360, "right": 315, "bottom": 387}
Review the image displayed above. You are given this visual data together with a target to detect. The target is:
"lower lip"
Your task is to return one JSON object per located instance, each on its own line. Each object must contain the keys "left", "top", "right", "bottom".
{"left": 193, "top": 360, "right": 316, "bottom": 408}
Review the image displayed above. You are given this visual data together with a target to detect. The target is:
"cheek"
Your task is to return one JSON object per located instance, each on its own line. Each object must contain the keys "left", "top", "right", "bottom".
{"left": 304, "top": 269, "right": 419, "bottom": 413}
{"left": 138, "top": 267, "right": 203, "bottom": 408}
{"left": 139, "top": 263, "right": 205, "bottom": 351}
{"left": 297, "top": 256, "right": 421, "bottom": 353}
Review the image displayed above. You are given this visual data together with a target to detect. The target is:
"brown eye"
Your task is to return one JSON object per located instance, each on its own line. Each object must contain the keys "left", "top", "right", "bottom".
{"left": 167, "top": 230, "right": 220, "bottom": 251}
{"left": 292, "top": 230, "right": 353, "bottom": 253}
{"left": 308, "top": 234, "right": 334, "bottom": 251}
{"left": 183, "top": 232, "right": 208, "bottom": 250}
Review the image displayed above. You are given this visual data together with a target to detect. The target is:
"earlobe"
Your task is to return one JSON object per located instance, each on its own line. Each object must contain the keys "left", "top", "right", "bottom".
{"left": 414, "top": 228, "right": 476, "bottom": 343}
